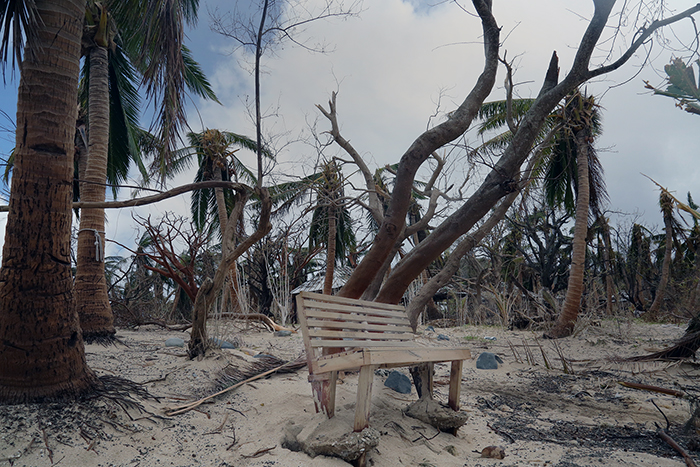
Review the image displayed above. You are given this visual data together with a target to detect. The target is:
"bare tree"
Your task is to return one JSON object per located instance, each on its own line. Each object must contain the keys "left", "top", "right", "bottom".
{"left": 324, "top": 1, "right": 700, "bottom": 317}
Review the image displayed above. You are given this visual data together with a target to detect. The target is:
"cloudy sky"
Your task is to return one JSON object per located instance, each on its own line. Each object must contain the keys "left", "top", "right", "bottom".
{"left": 0, "top": 0, "right": 699, "bottom": 258}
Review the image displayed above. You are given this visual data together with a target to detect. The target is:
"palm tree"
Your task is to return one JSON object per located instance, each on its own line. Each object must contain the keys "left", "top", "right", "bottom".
{"left": 0, "top": 0, "right": 100, "bottom": 402}
{"left": 185, "top": 129, "right": 260, "bottom": 236}
{"left": 476, "top": 90, "right": 607, "bottom": 336}
{"left": 546, "top": 90, "right": 607, "bottom": 338}
{"left": 183, "top": 128, "right": 261, "bottom": 312}
{"left": 75, "top": 0, "right": 218, "bottom": 342}
{"left": 308, "top": 160, "right": 355, "bottom": 295}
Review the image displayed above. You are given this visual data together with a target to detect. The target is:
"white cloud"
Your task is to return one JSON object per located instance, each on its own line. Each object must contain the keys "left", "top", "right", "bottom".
{"left": 3, "top": 0, "right": 699, "bottom": 257}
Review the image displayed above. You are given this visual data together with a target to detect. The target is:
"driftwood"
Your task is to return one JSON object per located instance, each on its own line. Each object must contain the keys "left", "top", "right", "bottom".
{"left": 230, "top": 313, "right": 296, "bottom": 333}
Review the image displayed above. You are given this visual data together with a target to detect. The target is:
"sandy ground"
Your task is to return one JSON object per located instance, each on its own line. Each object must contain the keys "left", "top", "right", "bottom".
{"left": 2, "top": 318, "right": 700, "bottom": 467}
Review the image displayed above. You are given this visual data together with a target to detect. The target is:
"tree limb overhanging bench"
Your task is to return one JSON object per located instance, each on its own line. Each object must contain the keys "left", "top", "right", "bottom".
{"left": 296, "top": 291, "right": 472, "bottom": 433}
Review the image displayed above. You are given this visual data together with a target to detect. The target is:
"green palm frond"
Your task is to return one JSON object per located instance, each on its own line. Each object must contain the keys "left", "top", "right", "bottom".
{"left": 106, "top": 42, "right": 144, "bottom": 196}
{"left": 115, "top": 0, "right": 214, "bottom": 178}
{"left": 476, "top": 98, "right": 535, "bottom": 135}
{"left": 474, "top": 99, "right": 558, "bottom": 157}
{"left": 309, "top": 202, "right": 356, "bottom": 264}
{"left": 182, "top": 44, "right": 219, "bottom": 103}
{"left": 185, "top": 128, "right": 268, "bottom": 232}
{"left": 0, "top": 0, "right": 41, "bottom": 75}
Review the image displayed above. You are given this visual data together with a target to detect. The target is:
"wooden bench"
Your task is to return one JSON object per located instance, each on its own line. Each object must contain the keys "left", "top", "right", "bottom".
{"left": 296, "top": 291, "right": 472, "bottom": 434}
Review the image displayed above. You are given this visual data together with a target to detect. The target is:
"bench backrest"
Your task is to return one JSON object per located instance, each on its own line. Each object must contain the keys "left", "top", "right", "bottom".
{"left": 296, "top": 291, "right": 415, "bottom": 361}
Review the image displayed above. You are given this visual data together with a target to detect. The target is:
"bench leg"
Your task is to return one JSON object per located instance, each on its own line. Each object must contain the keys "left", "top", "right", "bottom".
{"left": 447, "top": 360, "right": 464, "bottom": 435}
{"left": 448, "top": 360, "right": 463, "bottom": 411}
{"left": 354, "top": 365, "right": 374, "bottom": 432}
{"left": 310, "top": 371, "right": 337, "bottom": 418}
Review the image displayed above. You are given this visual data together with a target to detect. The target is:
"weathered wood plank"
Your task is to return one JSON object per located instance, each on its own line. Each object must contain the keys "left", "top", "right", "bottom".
{"left": 448, "top": 360, "right": 463, "bottom": 412}
{"left": 303, "top": 302, "right": 409, "bottom": 319}
{"left": 307, "top": 329, "right": 414, "bottom": 341}
{"left": 311, "top": 347, "right": 472, "bottom": 373}
{"left": 300, "top": 291, "right": 405, "bottom": 311}
{"left": 305, "top": 319, "right": 413, "bottom": 333}
{"left": 304, "top": 310, "right": 409, "bottom": 325}
{"left": 354, "top": 365, "right": 375, "bottom": 432}
{"left": 308, "top": 339, "right": 416, "bottom": 349}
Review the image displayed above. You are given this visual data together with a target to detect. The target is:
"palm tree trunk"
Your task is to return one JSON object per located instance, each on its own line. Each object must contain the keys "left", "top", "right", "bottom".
{"left": 546, "top": 131, "right": 590, "bottom": 338}
{"left": 75, "top": 45, "right": 116, "bottom": 342}
{"left": 323, "top": 205, "right": 337, "bottom": 295}
{"left": 645, "top": 193, "right": 674, "bottom": 319}
{"left": 0, "top": 0, "right": 99, "bottom": 402}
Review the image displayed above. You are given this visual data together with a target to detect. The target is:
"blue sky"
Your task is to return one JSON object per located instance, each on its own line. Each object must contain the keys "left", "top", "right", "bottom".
{"left": 1, "top": 0, "right": 699, "bottom": 258}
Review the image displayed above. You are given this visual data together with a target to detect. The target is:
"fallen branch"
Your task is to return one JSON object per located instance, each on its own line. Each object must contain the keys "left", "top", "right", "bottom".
{"left": 231, "top": 313, "right": 296, "bottom": 333}
{"left": 165, "top": 356, "right": 306, "bottom": 416}
{"left": 618, "top": 381, "right": 686, "bottom": 398}
{"left": 658, "top": 429, "right": 698, "bottom": 467}
{"left": 0, "top": 181, "right": 250, "bottom": 212}
{"left": 138, "top": 320, "right": 192, "bottom": 332}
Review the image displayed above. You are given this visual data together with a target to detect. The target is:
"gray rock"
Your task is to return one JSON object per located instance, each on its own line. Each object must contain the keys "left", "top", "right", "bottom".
{"left": 164, "top": 337, "right": 185, "bottom": 348}
{"left": 282, "top": 419, "right": 379, "bottom": 462}
{"left": 426, "top": 325, "right": 435, "bottom": 332}
{"left": 437, "top": 334, "right": 450, "bottom": 341}
{"left": 384, "top": 370, "right": 412, "bottom": 394}
{"left": 404, "top": 398, "right": 469, "bottom": 432}
{"left": 476, "top": 352, "right": 503, "bottom": 370}
{"left": 274, "top": 330, "right": 292, "bottom": 337}
{"left": 210, "top": 337, "right": 236, "bottom": 349}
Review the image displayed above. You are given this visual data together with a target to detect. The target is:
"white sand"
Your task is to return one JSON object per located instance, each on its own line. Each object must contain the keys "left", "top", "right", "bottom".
{"left": 1, "top": 319, "right": 697, "bottom": 466}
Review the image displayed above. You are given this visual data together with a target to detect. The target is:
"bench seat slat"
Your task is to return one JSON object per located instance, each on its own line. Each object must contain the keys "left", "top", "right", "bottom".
{"left": 305, "top": 319, "right": 413, "bottom": 333}
{"left": 312, "top": 347, "right": 472, "bottom": 374}
{"left": 308, "top": 339, "right": 416, "bottom": 348}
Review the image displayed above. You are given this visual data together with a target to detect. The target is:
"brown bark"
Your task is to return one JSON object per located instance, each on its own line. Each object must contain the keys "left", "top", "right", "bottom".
{"left": 546, "top": 131, "right": 590, "bottom": 339}
{"left": 405, "top": 188, "right": 521, "bottom": 329}
{"left": 340, "top": 1, "right": 700, "bottom": 305}
{"left": 188, "top": 188, "right": 272, "bottom": 358}
{"left": 76, "top": 44, "right": 116, "bottom": 341}
{"left": 322, "top": 204, "right": 337, "bottom": 295}
{"left": 339, "top": 0, "right": 501, "bottom": 300}
{"left": 0, "top": 0, "right": 99, "bottom": 402}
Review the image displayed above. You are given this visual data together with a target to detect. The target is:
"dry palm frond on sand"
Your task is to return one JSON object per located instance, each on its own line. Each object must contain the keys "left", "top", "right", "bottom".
{"left": 164, "top": 354, "right": 306, "bottom": 416}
